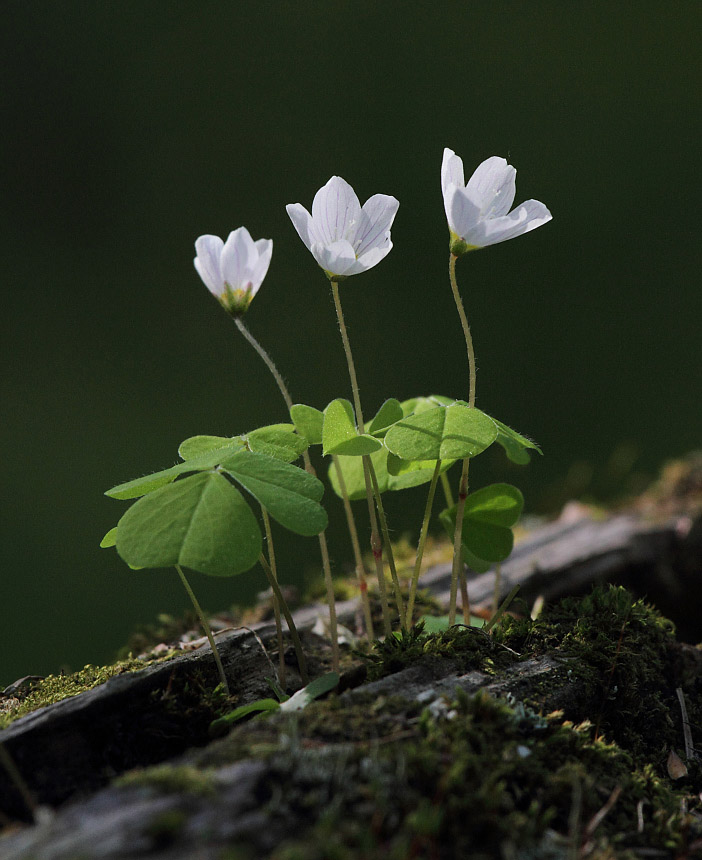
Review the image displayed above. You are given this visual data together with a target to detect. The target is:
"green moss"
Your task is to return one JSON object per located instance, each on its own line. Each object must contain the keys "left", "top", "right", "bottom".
{"left": 496, "top": 584, "right": 680, "bottom": 758}
{"left": 0, "top": 659, "right": 153, "bottom": 729}
{"left": 115, "top": 763, "right": 216, "bottom": 796}
{"left": 360, "top": 619, "right": 518, "bottom": 681}
{"left": 264, "top": 691, "right": 702, "bottom": 859}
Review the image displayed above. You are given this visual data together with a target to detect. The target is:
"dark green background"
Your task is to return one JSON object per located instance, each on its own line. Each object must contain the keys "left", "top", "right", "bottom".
{"left": 2, "top": 2, "right": 700, "bottom": 686}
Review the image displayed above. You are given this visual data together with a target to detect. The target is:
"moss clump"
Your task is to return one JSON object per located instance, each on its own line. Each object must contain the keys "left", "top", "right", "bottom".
{"left": 262, "top": 691, "right": 701, "bottom": 859}
{"left": 495, "top": 584, "right": 680, "bottom": 759}
{"left": 115, "top": 764, "right": 216, "bottom": 796}
{"left": 0, "top": 659, "right": 150, "bottom": 729}
{"left": 361, "top": 620, "right": 518, "bottom": 681}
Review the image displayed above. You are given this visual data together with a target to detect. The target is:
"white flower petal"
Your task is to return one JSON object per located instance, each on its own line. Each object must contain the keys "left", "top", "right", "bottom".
{"left": 311, "top": 176, "right": 362, "bottom": 246}
{"left": 353, "top": 239, "right": 392, "bottom": 274}
{"left": 312, "top": 238, "right": 358, "bottom": 277}
{"left": 469, "top": 199, "right": 552, "bottom": 247}
{"left": 194, "top": 234, "right": 225, "bottom": 295}
{"left": 465, "top": 157, "right": 517, "bottom": 217}
{"left": 354, "top": 194, "right": 399, "bottom": 257}
{"left": 221, "top": 227, "right": 257, "bottom": 288}
{"left": 447, "top": 186, "right": 481, "bottom": 240}
{"left": 441, "top": 148, "right": 465, "bottom": 196}
{"left": 250, "top": 239, "right": 273, "bottom": 292}
{"left": 286, "top": 203, "right": 320, "bottom": 253}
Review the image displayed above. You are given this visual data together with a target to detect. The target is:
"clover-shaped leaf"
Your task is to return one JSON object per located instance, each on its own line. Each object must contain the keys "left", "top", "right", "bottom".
{"left": 244, "top": 423, "right": 308, "bottom": 462}
{"left": 439, "top": 483, "right": 524, "bottom": 572}
{"left": 290, "top": 404, "right": 324, "bottom": 445}
{"left": 385, "top": 403, "right": 497, "bottom": 462}
{"left": 322, "top": 398, "right": 382, "bottom": 456}
{"left": 116, "top": 471, "right": 262, "bottom": 577}
{"left": 221, "top": 450, "right": 327, "bottom": 536}
{"left": 367, "top": 398, "right": 404, "bottom": 437}
{"left": 492, "top": 418, "right": 542, "bottom": 465}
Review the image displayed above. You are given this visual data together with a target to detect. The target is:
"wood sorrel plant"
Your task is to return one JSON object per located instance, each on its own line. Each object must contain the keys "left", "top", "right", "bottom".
{"left": 103, "top": 147, "right": 550, "bottom": 688}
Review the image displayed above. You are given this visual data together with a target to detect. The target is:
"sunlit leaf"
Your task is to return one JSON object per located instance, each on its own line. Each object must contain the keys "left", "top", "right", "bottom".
{"left": 290, "top": 403, "right": 324, "bottom": 445}
{"left": 178, "top": 435, "right": 243, "bottom": 461}
{"left": 100, "top": 527, "right": 118, "bottom": 548}
{"left": 279, "top": 671, "right": 339, "bottom": 711}
{"left": 492, "top": 418, "right": 542, "bottom": 465}
{"left": 221, "top": 450, "right": 327, "bottom": 536}
{"left": 322, "top": 398, "right": 382, "bottom": 456}
{"left": 385, "top": 403, "right": 497, "bottom": 461}
{"left": 368, "top": 398, "right": 404, "bottom": 437}
{"left": 245, "top": 423, "right": 308, "bottom": 462}
{"left": 106, "top": 443, "right": 245, "bottom": 500}
{"left": 439, "top": 483, "right": 524, "bottom": 568}
{"left": 116, "top": 471, "right": 262, "bottom": 577}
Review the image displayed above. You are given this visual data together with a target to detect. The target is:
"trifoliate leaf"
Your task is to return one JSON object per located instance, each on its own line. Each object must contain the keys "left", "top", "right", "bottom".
{"left": 385, "top": 403, "right": 497, "bottom": 462}
{"left": 115, "top": 471, "right": 262, "bottom": 577}
{"left": 439, "top": 483, "right": 524, "bottom": 568}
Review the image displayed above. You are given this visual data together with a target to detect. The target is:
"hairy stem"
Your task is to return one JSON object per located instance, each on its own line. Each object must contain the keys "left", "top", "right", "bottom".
{"left": 368, "top": 458, "right": 405, "bottom": 629}
{"left": 259, "top": 554, "right": 309, "bottom": 684}
{"left": 332, "top": 454, "right": 374, "bottom": 639}
{"left": 261, "top": 507, "right": 286, "bottom": 687}
{"left": 331, "top": 279, "right": 392, "bottom": 634}
{"left": 234, "top": 316, "right": 339, "bottom": 670}
{"left": 175, "top": 565, "right": 229, "bottom": 694}
{"left": 407, "top": 459, "right": 442, "bottom": 626}
{"left": 448, "top": 252, "right": 477, "bottom": 626}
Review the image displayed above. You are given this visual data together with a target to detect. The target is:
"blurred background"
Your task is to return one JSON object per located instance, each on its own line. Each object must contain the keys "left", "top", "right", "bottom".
{"left": 2, "top": 2, "right": 701, "bottom": 685}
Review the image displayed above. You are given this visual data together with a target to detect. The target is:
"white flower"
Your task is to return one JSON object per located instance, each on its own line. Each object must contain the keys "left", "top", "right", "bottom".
{"left": 194, "top": 227, "right": 272, "bottom": 316}
{"left": 441, "top": 149, "right": 552, "bottom": 254}
{"left": 286, "top": 176, "right": 399, "bottom": 279}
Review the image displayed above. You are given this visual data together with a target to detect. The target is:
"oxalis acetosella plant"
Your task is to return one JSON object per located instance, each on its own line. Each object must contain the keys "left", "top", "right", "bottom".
{"left": 102, "top": 147, "right": 551, "bottom": 692}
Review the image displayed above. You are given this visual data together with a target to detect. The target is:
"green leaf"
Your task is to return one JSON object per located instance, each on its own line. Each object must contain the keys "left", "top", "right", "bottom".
{"left": 178, "top": 435, "right": 243, "bottom": 461}
{"left": 245, "top": 424, "right": 308, "bottom": 462}
{"left": 279, "top": 672, "right": 340, "bottom": 712}
{"left": 399, "top": 394, "right": 454, "bottom": 417}
{"left": 221, "top": 450, "right": 327, "bottom": 536}
{"left": 385, "top": 403, "right": 498, "bottom": 462}
{"left": 290, "top": 404, "right": 324, "bottom": 445}
{"left": 115, "top": 471, "right": 262, "bottom": 576}
{"left": 368, "top": 398, "right": 404, "bottom": 437}
{"left": 439, "top": 483, "right": 524, "bottom": 569}
{"left": 100, "top": 527, "right": 118, "bottom": 548}
{"left": 210, "top": 698, "right": 281, "bottom": 735}
{"left": 322, "top": 398, "right": 382, "bottom": 456}
{"left": 106, "top": 443, "right": 246, "bottom": 500}
{"left": 492, "top": 419, "right": 542, "bottom": 465}
{"left": 328, "top": 446, "right": 389, "bottom": 500}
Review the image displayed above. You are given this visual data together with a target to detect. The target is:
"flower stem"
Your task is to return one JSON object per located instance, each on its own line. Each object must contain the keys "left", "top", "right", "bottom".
{"left": 407, "top": 459, "right": 441, "bottom": 626}
{"left": 261, "top": 507, "right": 286, "bottom": 688}
{"left": 332, "top": 454, "right": 374, "bottom": 640}
{"left": 448, "top": 254, "right": 476, "bottom": 408}
{"left": 233, "top": 316, "right": 339, "bottom": 670}
{"left": 368, "top": 459, "right": 405, "bottom": 629}
{"left": 440, "top": 471, "right": 454, "bottom": 508}
{"left": 175, "top": 564, "right": 229, "bottom": 694}
{"left": 234, "top": 317, "right": 293, "bottom": 410}
{"left": 492, "top": 562, "right": 502, "bottom": 617}
{"left": 448, "top": 252, "right": 477, "bottom": 627}
{"left": 259, "top": 553, "right": 309, "bottom": 684}
{"left": 331, "top": 279, "right": 392, "bottom": 635}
